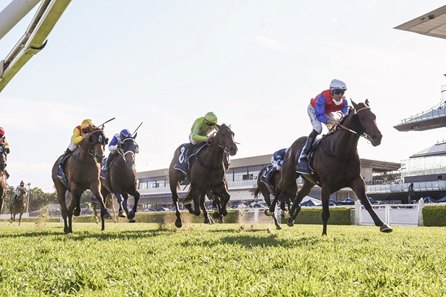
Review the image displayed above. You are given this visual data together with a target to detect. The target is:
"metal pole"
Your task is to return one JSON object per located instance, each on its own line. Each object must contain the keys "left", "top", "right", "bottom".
{"left": 0, "top": 0, "right": 40, "bottom": 40}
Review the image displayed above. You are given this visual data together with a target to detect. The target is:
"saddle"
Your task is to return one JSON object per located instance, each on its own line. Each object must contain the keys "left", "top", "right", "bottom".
{"left": 173, "top": 142, "right": 207, "bottom": 175}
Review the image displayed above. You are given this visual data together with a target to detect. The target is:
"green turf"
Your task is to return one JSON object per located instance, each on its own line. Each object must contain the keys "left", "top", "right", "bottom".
{"left": 0, "top": 222, "right": 445, "bottom": 296}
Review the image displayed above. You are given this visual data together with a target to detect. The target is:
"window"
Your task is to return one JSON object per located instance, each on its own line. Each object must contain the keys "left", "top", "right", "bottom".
{"left": 242, "top": 174, "right": 253, "bottom": 180}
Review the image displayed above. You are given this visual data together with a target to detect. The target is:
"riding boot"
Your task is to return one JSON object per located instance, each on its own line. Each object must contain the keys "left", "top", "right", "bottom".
{"left": 59, "top": 149, "right": 72, "bottom": 167}
{"left": 4, "top": 169, "right": 9, "bottom": 179}
{"left": 296, "top": 134, "right": 316, "bottom": 174}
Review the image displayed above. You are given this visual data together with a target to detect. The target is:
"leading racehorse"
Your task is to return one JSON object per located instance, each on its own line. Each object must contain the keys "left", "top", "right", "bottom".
{"left": 278, "top": 99, "right": 392, "bottom": 235}
{"left": 169, "top": 124, "right": 238, "bottom": 228}
{"left": 51, "top": 128, "right": 112, "bottom": 233}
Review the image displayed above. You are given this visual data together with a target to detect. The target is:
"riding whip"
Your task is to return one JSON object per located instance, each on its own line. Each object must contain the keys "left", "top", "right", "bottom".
{"left": 132, "top": 122, "right": 143, "bottom": 136}
{"left": 98, "top": 117, "right": 116, "bottom": 128}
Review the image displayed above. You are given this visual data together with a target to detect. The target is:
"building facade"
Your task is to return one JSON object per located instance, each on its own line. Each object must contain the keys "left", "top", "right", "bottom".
{"left": 136, "top": 154, "right": 400, "bottom": 209}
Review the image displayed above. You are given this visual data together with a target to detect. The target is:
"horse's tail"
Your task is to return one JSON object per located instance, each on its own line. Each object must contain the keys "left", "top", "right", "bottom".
{"left": 250, "top": 186, "right": 261, "bottom": 198}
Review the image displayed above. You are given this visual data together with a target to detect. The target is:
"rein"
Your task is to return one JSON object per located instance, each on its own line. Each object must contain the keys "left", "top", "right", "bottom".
{"left": 336, "top": 106, "right": 372, "bottom": 141}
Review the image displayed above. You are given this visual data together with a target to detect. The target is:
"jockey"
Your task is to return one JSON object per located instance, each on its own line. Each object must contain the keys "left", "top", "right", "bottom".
{"left": 296, "top": 79, "right": 349, "bottom": 174}
{"left": 261, "top": 148, "right": 287, "bottom": 190}
{"left": 106, "top": 129, "right": 132, "bottom": 169}
{"left": 15, "top": 180, "right": 26, "bottom": 197}
{"left": 60, "top": 119, "right": 96, "bottom": 162}
{"left": 0, "top": 127, "right": 10, "bottom": 178}
{"left": 187, "top": 112, "right": 218, "bottom": 160}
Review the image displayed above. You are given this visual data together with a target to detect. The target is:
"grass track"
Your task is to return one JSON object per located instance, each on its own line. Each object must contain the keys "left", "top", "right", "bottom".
{"left": 0, "top": 222, "right": 445, "bottom": 296}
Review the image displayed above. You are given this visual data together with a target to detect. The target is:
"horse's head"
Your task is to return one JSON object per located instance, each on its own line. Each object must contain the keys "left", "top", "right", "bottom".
{"left": 213, "top": 124, "right": 238, "bottom": 156}
{"left": 350, "top": 99, "right": 382, "bottom": 146}
{"left": 119, "top": 137, "right": 139, "bottom": 167}
{"left": 85, "top": 128, "right": 108, "bottom": 162}
{"left": 0, "top": 143, "right": 8, "bottom": 171}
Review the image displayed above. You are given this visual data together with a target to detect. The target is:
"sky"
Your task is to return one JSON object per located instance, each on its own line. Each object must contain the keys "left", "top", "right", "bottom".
{"left": 1, "top": 0, "right": 446, "bottom": 192}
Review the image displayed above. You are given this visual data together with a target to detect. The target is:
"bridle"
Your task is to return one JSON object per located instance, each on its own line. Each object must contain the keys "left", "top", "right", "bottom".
{"left": 117, "top": 138, "right": 138, "bottom": 164}
{"left": 213, "top": 126, "right": 236, "bottom": 155}
{"left": 337, "top": 106, "right": 374, "bottom": 142}
{"left": 87, "top": 130, "right": 107, "bottom": 161}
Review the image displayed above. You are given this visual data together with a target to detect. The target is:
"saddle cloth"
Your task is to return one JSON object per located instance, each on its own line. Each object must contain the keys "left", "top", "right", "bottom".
{"left": 173, "top": 142, "right": 207, "bottom": 175}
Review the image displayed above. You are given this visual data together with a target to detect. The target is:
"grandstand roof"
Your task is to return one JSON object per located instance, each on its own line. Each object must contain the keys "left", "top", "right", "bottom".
{"left": 395, "top": 5, "right": 446, "bottom": 39}
{"left": 394, "top": 102, "right": 446, "bottom": 131}
{"left": 410, "top": 141, "right": 446, "bottom": 158}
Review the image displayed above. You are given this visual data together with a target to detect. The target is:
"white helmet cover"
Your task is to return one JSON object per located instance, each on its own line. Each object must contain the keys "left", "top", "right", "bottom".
{"left": 329, "top": 79, "right": 347, "bottom": 91}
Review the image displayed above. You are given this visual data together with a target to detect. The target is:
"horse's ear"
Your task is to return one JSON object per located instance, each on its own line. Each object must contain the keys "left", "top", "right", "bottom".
{"left": 350, "top": 99, "right": 358, "bottom": 110}
{"left": 365, "top": 99, "right": 370, "bottom": 107}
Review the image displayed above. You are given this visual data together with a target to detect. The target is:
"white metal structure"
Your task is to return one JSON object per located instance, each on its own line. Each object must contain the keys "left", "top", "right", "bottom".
{"left": 355, "top": 199, "right": 425, "bottom": 227}
{"left": 0, "top": 0, "right": 71, "bottom": 92}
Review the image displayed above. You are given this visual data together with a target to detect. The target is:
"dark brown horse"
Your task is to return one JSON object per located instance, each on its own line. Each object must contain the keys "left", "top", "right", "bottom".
{"left": 279, "top": 99, "right": 392, "bottom": 235}
{"left": 51, "top": 128, "right": 112, "bottom": 233}
{"left": 10, "top": 187, "right": 27, "bottom": 225}
{"left": 252, "top": 165, "right": 290, "bottom": 230}
{"left": 100, "top": 136, "right": 140, "bottom": 223}
{"left": 0, "top": 143, "right": 8, "bottom": 214}
{"left": 169, "top": 124, "right": 238, "bottom": 228}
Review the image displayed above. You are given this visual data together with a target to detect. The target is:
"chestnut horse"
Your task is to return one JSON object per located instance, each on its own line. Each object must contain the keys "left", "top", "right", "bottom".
{"left": 51, "top": 128, "right": 111, "bottom": 233}
{"left": 169, "top": 124, "right": 238, "bottom": 228}
{"left": 278, "top": 100, "right": 392, "bottom": 235}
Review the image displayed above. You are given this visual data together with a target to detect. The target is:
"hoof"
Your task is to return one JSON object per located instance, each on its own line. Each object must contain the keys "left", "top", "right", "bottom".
{"left": 118, "top": 211, "right": 126, "bottom": 218}
{"left": 184, "top": 203, "right": 193, "bottom": 214}
{"left": 175, "top": 219, "right": 182, "bottom": 228}
{"left": 380, "top": 224, "right": 393, "bottom": 233}
{"left": 193, "top": 210, "right": 200, "bottom": 216}
{"left": 264, "top": 209, "right": 273, "bottom": 216}
{"left": 275, "top": 225, "right": 282, "bottom": 230}
{"left": 64, "top": 227, "right": 71, "bottom": 234}
{"left": 128, "top": 218, "right": 136, "bottom": 223}
{"left": 287, "top": 218, "right": 294, "bottom": 227}
{"left": 127, "top": 211, "right": 135, "bottom": 220}
{"left": 73, "top": 208, "right": 81, "bottom": 217}
{"left": 204, "top": 217, "right": 214, "bottom": 224}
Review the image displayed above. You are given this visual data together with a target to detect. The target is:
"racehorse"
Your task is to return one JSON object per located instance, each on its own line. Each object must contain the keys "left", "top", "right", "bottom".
{"left": 278, "top": 99, "right": 392, "bottom": 235}
{"left": 100, "top": 136, "right": 140, "bottom": 223}
{"left": 169, "top": 124, "right": 238, "bottom": 228}
{"left": 10, "top": 187, "right": 27, "bottom": 225}
{"left": 51, "top": 128, "right": 112, "bottom": 233}
{"left": 0, "top": 143, "right": 8, "bottom": 214}
{"left": 251, "top": 165, "right": 290, "bottom": 230}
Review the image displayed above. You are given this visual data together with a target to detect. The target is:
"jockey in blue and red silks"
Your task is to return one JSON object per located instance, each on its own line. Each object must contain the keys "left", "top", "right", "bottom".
{"left": 296, "top": 79, "right": 349, "bottom": 174}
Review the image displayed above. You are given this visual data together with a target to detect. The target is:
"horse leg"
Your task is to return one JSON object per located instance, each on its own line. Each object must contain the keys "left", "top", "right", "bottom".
{"left": 170, "top": 179, "right": 183, "bottom": 228}
{"left": 56, "top": 187, "right": 70, "bottom": 234}
{"left": 122, "top": 193, "right": 136, "bottom": 223}
{"left": 114, "top": 192, "right": 127, "bottom": 218}
{"left": 128, "top": 191, "right": 140, "bottom": 222}
{"left": 351, "top": 177, "right": 393, "bottom": 233}
{"left": 201, "top": 194, "right": 213, "bottom": 224}
{"left": 90, "top": 187, "right": 112, "bottom": 231}
{"left": 287, "top": 181, "right": 313, "bottom": 227}
{"left": 320, "top": 187, "right": 331, "bottom": 236}
{"left": 213, "top": 182, "right": 230, "bottom": 219}
{"left": 18, "top": 211, "right": 23, "bottom": 226}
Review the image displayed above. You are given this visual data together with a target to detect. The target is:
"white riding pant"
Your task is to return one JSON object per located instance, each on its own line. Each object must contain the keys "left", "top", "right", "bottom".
{"left": 307, "top": 104, "right": 335, "bottom": 134}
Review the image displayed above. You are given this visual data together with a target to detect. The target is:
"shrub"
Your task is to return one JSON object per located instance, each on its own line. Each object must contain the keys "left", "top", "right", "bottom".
{"left": 422, "top": 205, "right": 446, "bottom": 226}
